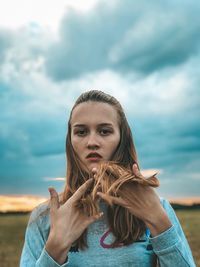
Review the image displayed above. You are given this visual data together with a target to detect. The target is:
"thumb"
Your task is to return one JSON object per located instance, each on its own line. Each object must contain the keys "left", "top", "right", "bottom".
{"left": 88, "top": 212, "right": 104, "bottom": 224}
{"left": 48, "top": 187, "right": 60, "bottom": 211}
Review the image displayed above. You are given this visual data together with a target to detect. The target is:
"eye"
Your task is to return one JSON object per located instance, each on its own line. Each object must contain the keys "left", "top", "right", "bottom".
{"left": 99, "top": 129, "right": 112, "bottom": 136}
{"left": 75, "top": 129, "right": 87, "bottom": 136}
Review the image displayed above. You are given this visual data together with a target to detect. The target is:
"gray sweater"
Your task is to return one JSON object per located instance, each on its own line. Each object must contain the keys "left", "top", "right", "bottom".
{"left": 20, "top": 198, "right": 196, "bottom": 267}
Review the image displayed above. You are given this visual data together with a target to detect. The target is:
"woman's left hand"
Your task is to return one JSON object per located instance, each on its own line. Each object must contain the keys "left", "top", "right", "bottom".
{"left": 97, "top": 164, "right": 172, "bottom": 236}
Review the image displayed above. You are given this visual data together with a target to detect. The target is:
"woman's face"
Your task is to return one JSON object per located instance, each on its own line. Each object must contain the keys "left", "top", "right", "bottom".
{"left": 71, "top": 101, "right": 120, "bottom": 171}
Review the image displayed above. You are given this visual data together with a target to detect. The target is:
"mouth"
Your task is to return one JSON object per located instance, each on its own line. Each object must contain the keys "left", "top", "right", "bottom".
{"left": 86, "top": 152, "right": 102, "bottom": 161}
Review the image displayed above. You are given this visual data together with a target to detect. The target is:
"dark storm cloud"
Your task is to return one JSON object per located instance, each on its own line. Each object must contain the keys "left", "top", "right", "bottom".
{"left": 45, "top": 0, "right": 200, "bottom": 81}
{"left": 24, "top": 118, "right": 66, "bottom": 157}
{"left": 0, "top": 76, "right": 67, "bottom": 165}
{"left": 0, "top": 1, "right": 199, "bottom": 197}
{"left": 0, "top": 108, "right": 66, "bottom": 160}
{"left": 0, "top": 79, "right": 68, "bottom": 194}
{"left": 130, "top": 108, "right": 200, "bottom": 173}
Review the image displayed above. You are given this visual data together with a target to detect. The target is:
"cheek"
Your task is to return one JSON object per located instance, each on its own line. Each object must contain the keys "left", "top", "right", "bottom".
{"left": 71, "top": 137, "right": 81, "bottom": 153}
{"left": 108, "top": 134, "right": 120, "bottom": 153}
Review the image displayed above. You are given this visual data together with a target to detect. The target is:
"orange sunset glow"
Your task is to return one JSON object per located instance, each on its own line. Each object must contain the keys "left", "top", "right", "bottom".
{"left": 0, "top": 194, "right": 200, "bottom": 213}
{"left": 0, "top": 195, "right": 48, "bottom": 213}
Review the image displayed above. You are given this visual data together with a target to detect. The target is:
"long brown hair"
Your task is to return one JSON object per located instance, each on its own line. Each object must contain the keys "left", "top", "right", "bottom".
{"left": 63, "top": 90, "right": 144, "bottom": 249}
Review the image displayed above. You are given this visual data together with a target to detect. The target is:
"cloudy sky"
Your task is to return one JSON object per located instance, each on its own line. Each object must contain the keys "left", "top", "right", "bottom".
{"left": 0, "top": 0, "right": 200, "bottom": 199}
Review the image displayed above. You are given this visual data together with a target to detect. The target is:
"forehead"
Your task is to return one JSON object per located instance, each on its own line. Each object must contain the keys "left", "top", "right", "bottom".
{"left": 71, "top": 101, "right": 119, "bottom": 126}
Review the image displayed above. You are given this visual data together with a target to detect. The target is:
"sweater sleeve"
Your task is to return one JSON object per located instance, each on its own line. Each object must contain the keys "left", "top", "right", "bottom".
{"left": 20, "top": 207, "right": 69, "bottom": 267}
{"left": 149, "top": 198, "right": 196, "bottom": 267}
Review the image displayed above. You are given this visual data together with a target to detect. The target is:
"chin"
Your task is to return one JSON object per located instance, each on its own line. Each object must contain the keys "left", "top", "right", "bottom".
{"left": 88, "top": 162, "right": 101, "bottom": 171}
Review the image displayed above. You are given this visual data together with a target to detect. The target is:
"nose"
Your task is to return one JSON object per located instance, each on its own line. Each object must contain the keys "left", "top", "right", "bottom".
{"left": 87, "top": 133, "right": 100, "bottom": 149}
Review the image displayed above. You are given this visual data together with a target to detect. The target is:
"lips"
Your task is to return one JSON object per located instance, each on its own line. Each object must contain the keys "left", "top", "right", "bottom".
{"left": 86, "top": 152, "right": 102, "bottom": 159}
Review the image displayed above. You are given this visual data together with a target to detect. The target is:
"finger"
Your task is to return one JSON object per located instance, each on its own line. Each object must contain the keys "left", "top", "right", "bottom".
{"left": 91, "top": 167, "right": 97, "bottom": 174}
{"left": 91, "top": 168, "right": 98, "bottom": 178}
{"left": 48, "top": 187, "right": 60, "bottom": 211}
{"left": 71, "top": 178, "right": 94, "bottom": 202}
{"left": 97, "top": 192, "right": 127, "bottom": 207}
{"left": 88, "top": 212, "right": 104, "bottom": 224}
{"left": 132, "top": 164, "right": 144, "bottom": 179}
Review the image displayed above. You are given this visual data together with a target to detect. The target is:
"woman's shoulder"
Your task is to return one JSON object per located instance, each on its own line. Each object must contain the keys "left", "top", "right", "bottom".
{"left": 28, "top": 199, "right": 50, "bottom": 227}
{"left": 24, "top": 200, "right": 51, "bottom": 242}
{"left": 28, "top": 192, "right": 64, "bottom": 227}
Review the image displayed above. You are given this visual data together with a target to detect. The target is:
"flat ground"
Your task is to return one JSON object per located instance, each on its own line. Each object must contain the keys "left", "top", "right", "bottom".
{"left": 0, "top": 210, "right": 199, "bottom": 267}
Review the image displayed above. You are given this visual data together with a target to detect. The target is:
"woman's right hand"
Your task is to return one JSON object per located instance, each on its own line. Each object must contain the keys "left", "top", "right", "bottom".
{"left": 45, "top": 178, "right": 103, "bottom": 264}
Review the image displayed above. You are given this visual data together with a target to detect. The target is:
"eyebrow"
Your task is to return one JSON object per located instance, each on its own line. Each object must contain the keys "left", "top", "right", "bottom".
{"left": 73, "top": 123, "right": 114, "bottom": 128}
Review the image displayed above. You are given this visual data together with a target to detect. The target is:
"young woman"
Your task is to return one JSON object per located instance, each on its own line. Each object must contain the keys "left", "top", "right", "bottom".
{"left": 20, "top": 90, "right": 196, "bottom": 267}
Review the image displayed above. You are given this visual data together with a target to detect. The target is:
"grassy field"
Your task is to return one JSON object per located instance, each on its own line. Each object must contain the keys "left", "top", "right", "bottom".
{"left": 0, "top": 210, "right": 199, "bottom": 267}
{"left": 0, "top": 213, "right": 30, "bottom": 267}
{"left": 176, "top": 210, "right": 200, "bottom": 266}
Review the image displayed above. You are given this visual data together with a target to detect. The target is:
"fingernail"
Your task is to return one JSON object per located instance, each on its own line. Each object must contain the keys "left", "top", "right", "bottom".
{"left": 97, "top": 212, "right": 104, "bottom": 219}
{"left": 48, "top": 187, "right": 55, "bottom": 196}
{"left": 48, "top": 188, "right": 52, "bottom": 196}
